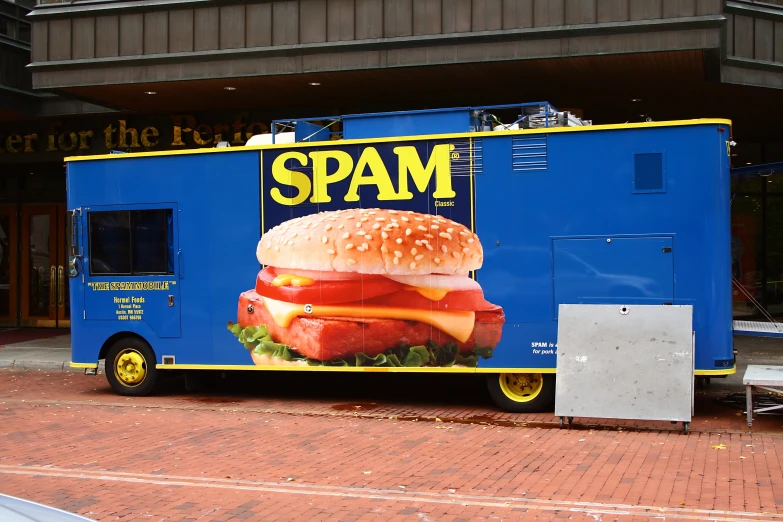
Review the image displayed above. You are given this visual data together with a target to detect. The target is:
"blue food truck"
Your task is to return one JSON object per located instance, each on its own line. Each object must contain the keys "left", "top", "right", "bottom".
{"left": 65, "top": 102, "right": 735, "bottom": 412}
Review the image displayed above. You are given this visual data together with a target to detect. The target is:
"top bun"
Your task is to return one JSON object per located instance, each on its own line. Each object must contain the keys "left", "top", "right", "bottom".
{"left": 256, "top": 208, "right": 483, "bottom": 276}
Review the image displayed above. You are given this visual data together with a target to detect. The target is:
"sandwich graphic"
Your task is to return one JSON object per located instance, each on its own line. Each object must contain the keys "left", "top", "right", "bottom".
{"left": 228, "top": 208, "right": 505, "bottom": 367}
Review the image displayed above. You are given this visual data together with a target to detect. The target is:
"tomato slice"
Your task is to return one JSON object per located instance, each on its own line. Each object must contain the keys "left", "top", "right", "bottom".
{"left": 253, "top": 267, "right": 502, "bottom": 311}
{"left": 255, "top": 267, "right": 404, "bottom": 305}
{"left": 361, "top": 288, "right": 502, "bottom": 312}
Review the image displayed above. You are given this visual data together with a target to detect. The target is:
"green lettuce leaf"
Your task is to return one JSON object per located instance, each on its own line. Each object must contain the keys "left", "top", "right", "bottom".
{"left": 385, "top": 354, "right": 403, "bottom": 367}
{"left": 307, "top": 357, "right": 349, "bottom": 367}
{"left": 455, "top": 354, "right": 478, "bottom": 367}
{"left": 355, "top": 352, "right": 388, "bottom": 367}
{"left": 402, "top": 345, "right": 430, "bottom": 367}
{"left": 252, "top": 341, "right": 305, "bottom": 361}
{"left": 228, "top": 322, "right": 242, "bottom": 336}
{"left": 473, "top": 346, "right": 494, "bottom": 360}
{"left": 228, "top": 320, "right": 496, "bottom": 367}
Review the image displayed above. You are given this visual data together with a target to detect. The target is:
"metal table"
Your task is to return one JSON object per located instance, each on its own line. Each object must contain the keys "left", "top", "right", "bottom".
{"left": 555, "top": 304, "right": 694, "bottom": 434}
{"left": 743, "top": 365, "right": 783, "bottom": 428}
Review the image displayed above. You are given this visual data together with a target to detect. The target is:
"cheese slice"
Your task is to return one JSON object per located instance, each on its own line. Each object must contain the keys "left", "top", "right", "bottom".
{"left": 261, "top": 296, "right": 475, "bottom": 343}
{"left": 408, "top": 286, "right": 449, "bottom": 301}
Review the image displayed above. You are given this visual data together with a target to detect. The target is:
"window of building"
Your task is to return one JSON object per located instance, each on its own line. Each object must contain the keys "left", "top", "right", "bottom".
{"left": 88, "top": 210, "right": 174, "bottom": 275}
{"left": 765, "top": 179, "right": 783, "bottom": 316}
{"left": 731, "top": 193, "right": 764, "bottom": 317}
{"left": 731, "top": 168, "right": 783, "bottom": 320}
{"left": 0, "top": 15, "right": 15, "bottom": 39}
{"left": 0, "top": 2, "right": 32, "bottom": 44}
{"left": 18, "top": 22, "right": 29, "bottom": 43}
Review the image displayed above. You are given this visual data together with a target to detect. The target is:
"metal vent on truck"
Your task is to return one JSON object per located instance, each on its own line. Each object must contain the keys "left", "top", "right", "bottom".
{"left": 449, "top": 138, "right": 483, "bottom": 176}
{"left": 512, "top": 136, "right": 548, "bottom": 172}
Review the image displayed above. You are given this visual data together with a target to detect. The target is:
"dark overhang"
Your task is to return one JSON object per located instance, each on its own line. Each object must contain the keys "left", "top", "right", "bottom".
{"left": 732, "top": 161, "right": 783, "bottom": 177}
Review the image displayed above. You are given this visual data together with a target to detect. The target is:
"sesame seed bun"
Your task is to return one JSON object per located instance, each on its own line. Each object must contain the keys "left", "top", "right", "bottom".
{"left": 256, "top": 208, "right": 483, "bottom": 276}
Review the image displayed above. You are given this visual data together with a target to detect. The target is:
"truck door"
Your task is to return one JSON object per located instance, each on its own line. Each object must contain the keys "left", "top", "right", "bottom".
{"left": 67, "top": 207, "right": 84, "bottom": 327}
{"left": 81, "top": 204, "right": 181, "bottom": 338}
{"left": 553, "top": 236, "right": 675, "bottom": 317}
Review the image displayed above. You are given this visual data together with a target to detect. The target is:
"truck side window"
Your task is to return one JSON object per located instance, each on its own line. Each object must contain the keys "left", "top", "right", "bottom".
{"left": 89, "top": 209, "right": 174, "bottom": 275}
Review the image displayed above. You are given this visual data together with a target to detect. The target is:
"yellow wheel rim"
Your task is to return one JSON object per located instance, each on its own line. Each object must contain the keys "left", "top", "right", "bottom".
{"left": 498, "top": 373, "right": 544, "bottom": 403}
{"left": 114, "top": 349, "right": 147, "bottom": 387}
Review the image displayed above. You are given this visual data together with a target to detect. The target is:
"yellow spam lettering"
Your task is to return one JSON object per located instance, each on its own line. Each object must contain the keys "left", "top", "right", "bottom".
{"left": 270, "top": 151, "right": 311, "bottom": 206}
{"left": 270, "top": 144, "right": 456, "bottom": 206}
{"left": 309, "top": 150, "right": 353, "bottom": 203}
{"left": 344, "top": 147, "right": 397, "bottom": 202}
{"left": 394, "top": 145, "right": 456, "bottom": 199}
{"left": 261, "top": 296, "right": 475, "bottom": 343}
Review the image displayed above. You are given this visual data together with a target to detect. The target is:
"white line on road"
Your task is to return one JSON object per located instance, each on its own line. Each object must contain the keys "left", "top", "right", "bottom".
{"left": 0, "top": 464, "right": 779, "bottom": 521}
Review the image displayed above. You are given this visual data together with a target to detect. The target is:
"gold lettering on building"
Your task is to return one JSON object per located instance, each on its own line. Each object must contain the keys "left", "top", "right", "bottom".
{"left": 193, "top": 124, "right": 212, "bottom": 146}
{"left": 23, "top": 133, "right": 38, "bottom": 153}
{"left": 171, "top": 114, "right": 196, "bottom": 147}
{"left": 104, "top": 123, "right": 117, "bottom": 149}
{"left": 0, "top": 111, "right": 273, "bottom": 154}
{"left": 141, "top": 127, "right": 159, "bottom": 148}
{"left": 5, "top": 134, "right": 22, "bottom": 153}
{"left": 118, "top": 120, "right": 140, "bottom": 149}
{"left": 78, "top": 130, "right": 93, "bottom": 151}
{"left": 58, "top": 132, "right": 78, "bottom": 152}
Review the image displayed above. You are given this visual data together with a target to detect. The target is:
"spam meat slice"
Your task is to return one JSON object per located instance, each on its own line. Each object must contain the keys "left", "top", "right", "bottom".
{"left": 238, "top": 291, "right": 503, "bottom": 362}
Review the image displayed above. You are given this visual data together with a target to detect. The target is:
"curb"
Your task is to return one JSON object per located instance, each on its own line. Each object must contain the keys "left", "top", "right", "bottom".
{"left": 0, "top": 360, "right": 106, "bottom": 373}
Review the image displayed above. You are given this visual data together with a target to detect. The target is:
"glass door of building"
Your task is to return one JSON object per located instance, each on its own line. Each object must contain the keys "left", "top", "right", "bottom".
{"left": 0, "top": 206, "right": 17, "bottom": 327}
{"left": 20, "top": 205, "right": 70, "bottom": 327}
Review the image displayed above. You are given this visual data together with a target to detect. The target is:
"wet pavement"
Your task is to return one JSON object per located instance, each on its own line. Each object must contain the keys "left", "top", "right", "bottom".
{"left": 0, "top": 370, "right": 782, "bottom": 521}
{"left": 1, "top": 334, "right": 782, "bottom": 520}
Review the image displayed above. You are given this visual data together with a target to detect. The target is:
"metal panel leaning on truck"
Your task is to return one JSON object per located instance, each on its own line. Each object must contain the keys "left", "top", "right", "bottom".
{"left": 64, "top": 108, "right": 736, "bottom": 413}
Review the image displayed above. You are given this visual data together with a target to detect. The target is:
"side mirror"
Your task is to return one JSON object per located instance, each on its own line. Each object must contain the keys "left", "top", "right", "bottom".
{"left": 69, "top": 256, "right": 80, "bottom": 278}
{"left": 69, "top": 209, "right": 82, "bottom": 260}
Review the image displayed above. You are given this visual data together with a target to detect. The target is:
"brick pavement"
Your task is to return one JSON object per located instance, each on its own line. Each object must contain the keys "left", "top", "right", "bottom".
{"left": 0, "top": 370, "right": 782, "bottom": 521}
{"left": 2, "top": 370, "right": 782, "bottom": 434}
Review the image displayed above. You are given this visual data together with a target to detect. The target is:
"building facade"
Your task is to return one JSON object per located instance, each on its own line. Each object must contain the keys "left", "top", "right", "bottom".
{"left": 2, "top": 0, "right": 783, "bottom": 328}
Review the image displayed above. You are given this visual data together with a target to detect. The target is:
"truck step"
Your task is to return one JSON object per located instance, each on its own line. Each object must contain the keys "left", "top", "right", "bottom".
{"left": 733, "top": 320, "right": 783, "bottom": 338}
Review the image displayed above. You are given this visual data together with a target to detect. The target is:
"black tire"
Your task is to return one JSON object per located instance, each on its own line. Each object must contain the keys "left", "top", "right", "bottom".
{"left": 105, "top": 337, "right": 159, "bottom": 396}
{"left": 486, "top": 373, "right": 556, "bottom": 413}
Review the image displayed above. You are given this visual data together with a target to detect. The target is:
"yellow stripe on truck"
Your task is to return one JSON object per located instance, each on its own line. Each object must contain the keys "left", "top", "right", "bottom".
{"left": 260, "top": 296, "right": 475, "bottom": 343}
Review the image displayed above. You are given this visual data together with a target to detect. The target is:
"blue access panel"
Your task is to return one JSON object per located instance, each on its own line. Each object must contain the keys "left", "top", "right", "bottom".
{"left": 553, "top": 236, "right": 674, "bottom": 318}
{"left": 342, "top": 108, "right": 471, "bottom": 139}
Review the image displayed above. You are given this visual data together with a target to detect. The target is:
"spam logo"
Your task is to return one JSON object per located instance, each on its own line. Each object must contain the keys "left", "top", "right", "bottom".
{"left": 269, "top": 143, "right": 457, "bottom": 206}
